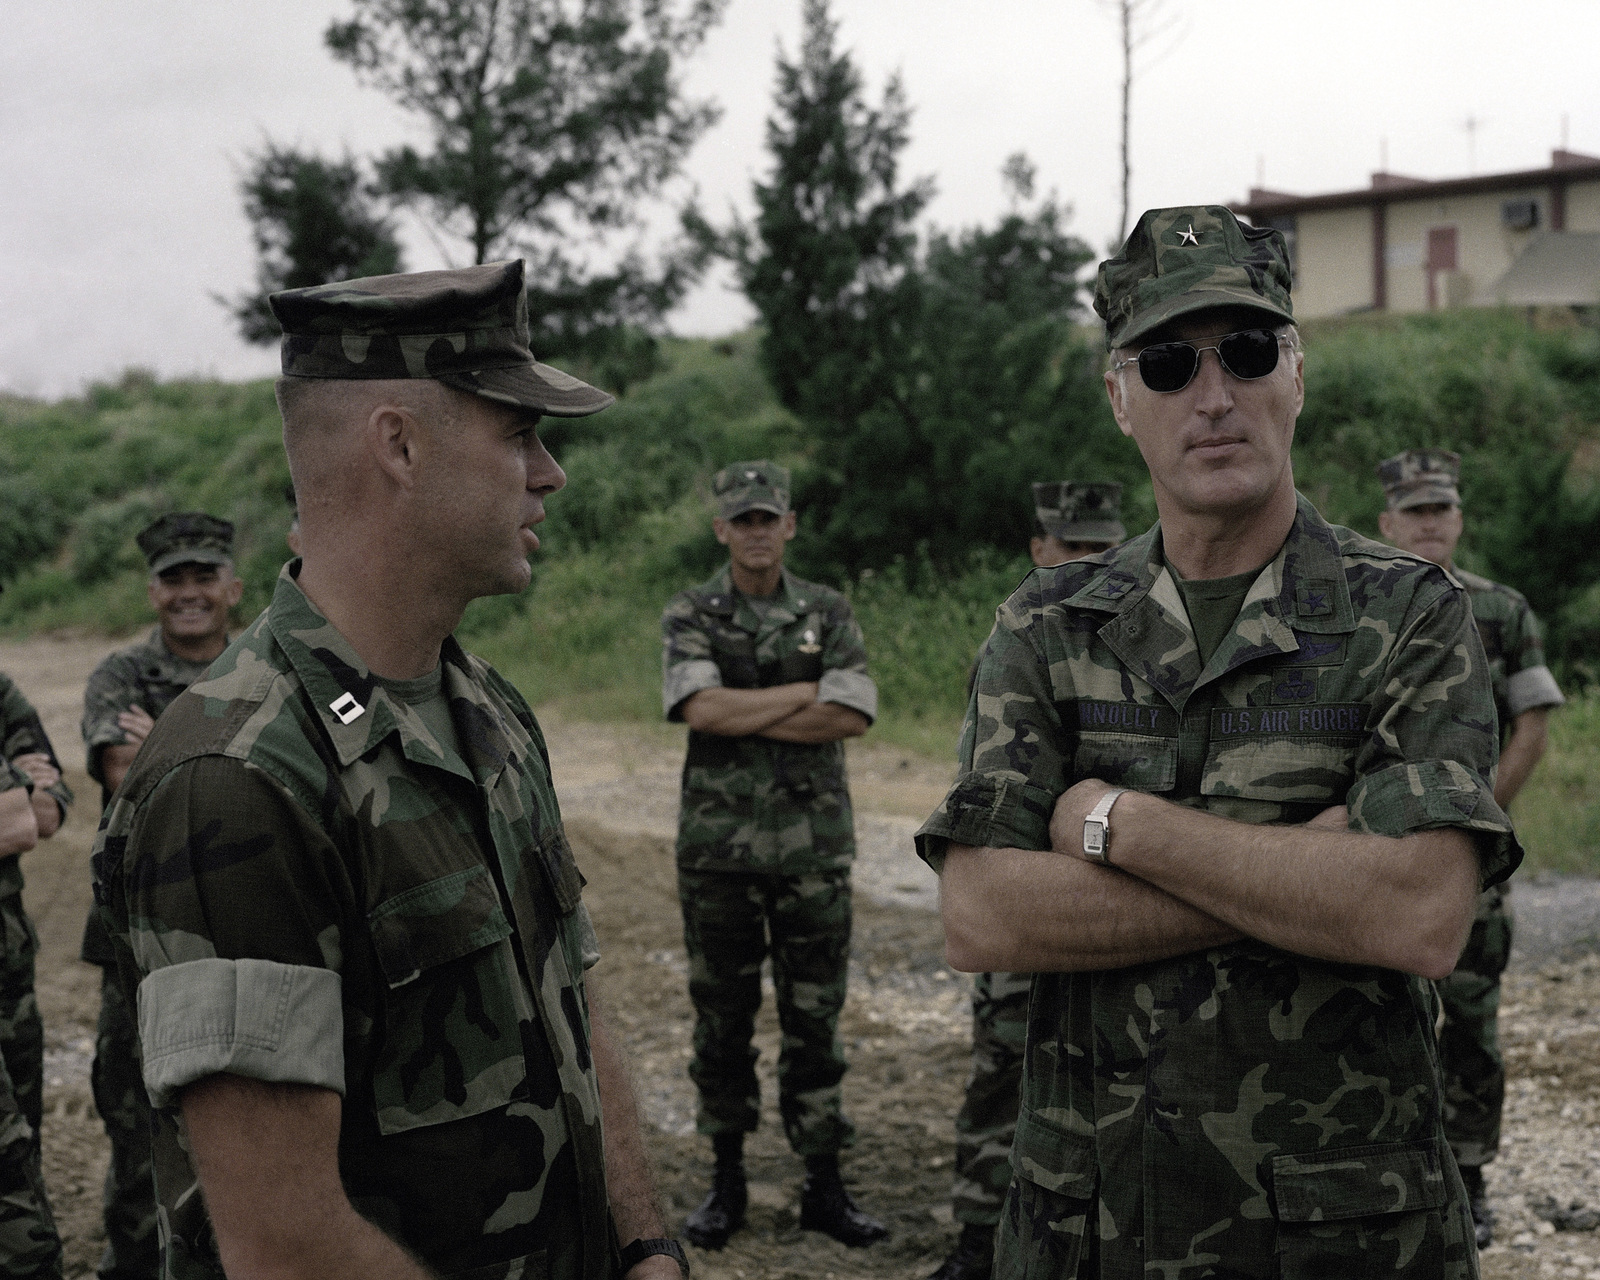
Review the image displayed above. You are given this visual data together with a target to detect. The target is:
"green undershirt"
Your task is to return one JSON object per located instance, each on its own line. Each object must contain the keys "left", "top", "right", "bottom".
{"left": 377, "top": 666, "right": 460, "bottom": 760}
{"left": 1172, "top": 566, "right": 1262, "bottom": 667}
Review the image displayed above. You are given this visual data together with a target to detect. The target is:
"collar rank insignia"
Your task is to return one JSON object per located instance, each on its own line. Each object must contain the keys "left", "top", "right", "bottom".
{"left": 1093, "top": 573, "right": 1137, "bottom": 601}
{"left": 1295, "top": 581, "right": 1337, "bottom": 617}
{"left": 329, "top": 691, "right": 365, "bottom": 724}
{"left": 1177, "top": 224, "right": 1199, "bottom": 245}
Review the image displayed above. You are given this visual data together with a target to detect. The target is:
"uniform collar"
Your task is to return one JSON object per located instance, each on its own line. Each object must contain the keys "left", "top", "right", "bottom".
{"left": 265, "top": 563, "right": 515, "bottom": 785}
{"left": 698, "top": 565, "right": 814, "bottom": 636}
{"left": 1066, "top": 494, "right": 1355, "bottom": 709}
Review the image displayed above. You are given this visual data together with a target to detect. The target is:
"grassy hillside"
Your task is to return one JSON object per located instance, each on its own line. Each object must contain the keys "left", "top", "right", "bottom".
{"left": 3, "top": 312, "right": 1600, "bottom": 869}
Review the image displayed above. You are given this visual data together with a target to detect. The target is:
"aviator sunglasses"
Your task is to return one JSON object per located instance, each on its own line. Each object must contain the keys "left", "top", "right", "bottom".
{"left": 1112, "top": 328, "right": 1293, "bottom": 394}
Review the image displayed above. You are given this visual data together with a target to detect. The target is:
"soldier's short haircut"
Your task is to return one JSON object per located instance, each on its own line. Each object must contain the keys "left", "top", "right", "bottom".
{"left": 276, "top": 376, "right": 462, "bottom": 499}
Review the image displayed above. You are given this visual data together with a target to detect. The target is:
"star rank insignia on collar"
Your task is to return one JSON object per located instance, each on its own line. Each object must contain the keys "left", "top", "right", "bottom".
{"left": 1177, "top": 224, "right": 1199, "bottom": 245}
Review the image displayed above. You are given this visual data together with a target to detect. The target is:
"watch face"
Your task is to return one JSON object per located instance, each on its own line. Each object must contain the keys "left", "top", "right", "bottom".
{"left": 1084, "top": 822, "right": 1106, "bottom": 856}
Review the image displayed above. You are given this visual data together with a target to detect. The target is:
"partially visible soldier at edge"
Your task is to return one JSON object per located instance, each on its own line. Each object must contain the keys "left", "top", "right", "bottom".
{"left": 1, "top": 648, "right": 73, "bottom": 1277}
{"left": 91, "top": 260, "right": 686, "bottom": 1280}
{"left": 661, "top": 462, "right": 888, "bottom": 1251}
{"left": 931, "top": 481, "right": 1125, "bottom": 1280}
{"left": 1377, "top": 447, "right": 1564, "bottom": 1248}
{"left": 79, "top": 512, "right": 242, "bottom": 1280}
{"left": 918, "top": 205, "right": 1520, "bottom": 1278}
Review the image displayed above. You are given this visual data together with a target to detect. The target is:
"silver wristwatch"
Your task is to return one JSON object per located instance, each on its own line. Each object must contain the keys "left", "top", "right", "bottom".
{"left": 1081, "top": 788, "right": 1129, "bottom": 865}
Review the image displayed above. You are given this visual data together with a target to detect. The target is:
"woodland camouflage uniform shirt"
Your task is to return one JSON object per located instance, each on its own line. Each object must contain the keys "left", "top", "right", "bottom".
{"left": 916, "top": 496, "right": 1521, "bottom": 1280}
{"left": 78, "top": 629, "right": 215, "bottom": 963}
{"left": 92, "top": 565, "right": 614, "bottom": 1280}
{"left": 662, "top": 565, "right": 877, "bottom": 871}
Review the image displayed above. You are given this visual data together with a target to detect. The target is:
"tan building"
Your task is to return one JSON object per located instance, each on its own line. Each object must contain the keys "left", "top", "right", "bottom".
{"left": 1233, "top": 150, "right": 1600, "bottom": 319}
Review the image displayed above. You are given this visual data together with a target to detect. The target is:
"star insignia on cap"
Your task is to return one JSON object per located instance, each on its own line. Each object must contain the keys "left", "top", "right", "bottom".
{"left": 1177, "top": 224, "right": 1199, "bottom": 246}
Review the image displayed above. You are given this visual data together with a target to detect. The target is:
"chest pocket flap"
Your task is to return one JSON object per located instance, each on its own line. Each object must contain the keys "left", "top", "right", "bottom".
{"left": 368, "top": 865, "right": 526, "bottom": 1136}
{"left": 369, "top": 864, "right": 513, "bottom": 988}
{"left": 1066, "top": 700, "right": 1178, "bottom": 793}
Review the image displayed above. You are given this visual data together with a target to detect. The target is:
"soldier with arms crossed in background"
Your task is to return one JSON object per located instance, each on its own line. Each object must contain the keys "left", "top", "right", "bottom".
{"left": 92, "top": 261, "right": 686, "bottom": 1280}
{"left": 0, "top": 656, "right": 72, "bottom": 1278}
{"left": 930, "top": 481, "right": 1124, "bottom": 1280}
{"left": 79, "top": 512, "right": 241, "bottom": 1280}
{"left": 918, "top": 206, "right": 1520, "bottom": 1279}
{"left": 661, "top": 462, "right": 888, "bottom": 1251}
{"left": 1377, "top": 448, "right": 1564, "bottom": 1248}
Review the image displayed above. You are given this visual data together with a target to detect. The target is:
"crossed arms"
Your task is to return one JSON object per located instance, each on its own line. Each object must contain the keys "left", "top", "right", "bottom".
{"left": 680, "top": 683, "right": 868, "bottom": 743}
{"left": 939, "top": 782, "right": 1480, "bottom": 982}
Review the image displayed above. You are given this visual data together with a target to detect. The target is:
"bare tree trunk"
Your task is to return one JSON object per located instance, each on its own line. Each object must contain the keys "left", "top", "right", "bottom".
{"left": 1119, "top": 0, "right": 1132, "bottom": 245}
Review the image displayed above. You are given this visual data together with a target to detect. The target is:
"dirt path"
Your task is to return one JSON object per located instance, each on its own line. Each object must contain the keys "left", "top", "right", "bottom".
{"left": 5, "top": 633, "right": 1600, "bottom": 1278}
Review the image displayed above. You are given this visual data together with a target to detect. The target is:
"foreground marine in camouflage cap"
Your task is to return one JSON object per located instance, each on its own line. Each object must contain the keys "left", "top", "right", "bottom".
{"left": 92, "top": 261, "right": 688, "bottom": 1280}
{"left": 917, "top": 205, "right": 1520, "bottom": 1278}
{"left": 661, "top": 462, "right": 887, "bottom": 1251}
{"left": 1377, "top": 448, "right": 1564, "bottom": 1247}
{"left": 0, "top": 665, "right": 72, "bottom": 1278}
{"left": 79, "top": 511, "right": 241, "bottom": 1280}
{"left": 931, "top": 481, "right": 1126, "bottom": 1280}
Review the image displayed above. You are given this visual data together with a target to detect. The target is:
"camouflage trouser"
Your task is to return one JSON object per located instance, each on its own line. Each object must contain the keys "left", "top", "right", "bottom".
{"left": 1439, "top": 886, "right": 1512, "bottom": 1169}
{"left": 678, "top": 868, "right": 855, "bottom": 1156}
{"left": 951, "top": 970, "right": 1030, "bottom": 1225}
{"left": 0, "top": 871, "right": 62, "bottom": 1278}
{"left": 91, "top": 968, "right": 158, "bottom": 1279}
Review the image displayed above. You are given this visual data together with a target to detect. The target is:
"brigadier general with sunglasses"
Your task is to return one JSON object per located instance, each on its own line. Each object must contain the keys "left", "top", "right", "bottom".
{"left": 916, "top": 206, "right": 1519, "bottom": 1279}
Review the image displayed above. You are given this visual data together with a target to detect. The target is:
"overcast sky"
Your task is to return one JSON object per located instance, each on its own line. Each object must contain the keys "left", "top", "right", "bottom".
{"left": 2, "top": 0, "right": 1597, "bottom": 399}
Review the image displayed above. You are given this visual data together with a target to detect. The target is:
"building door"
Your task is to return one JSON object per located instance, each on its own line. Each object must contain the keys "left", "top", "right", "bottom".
{"left": 1426, "top": 226, "right": 1458, "bottom": 309}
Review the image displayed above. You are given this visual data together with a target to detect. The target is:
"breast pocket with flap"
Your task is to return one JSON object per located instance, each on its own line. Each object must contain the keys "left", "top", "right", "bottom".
{"left": 367, "top": 863, "right": 528, "bottom": 1135}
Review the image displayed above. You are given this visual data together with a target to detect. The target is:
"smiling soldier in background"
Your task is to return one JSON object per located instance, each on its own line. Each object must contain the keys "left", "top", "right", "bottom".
{"left": 78, "top": 512, "right": 242, "bottom": 1280}
{"left": 92, "top": 261, "right": 686, "bottom": 1280}
{"left": 662, "top": 462, "right": 887, "bottom": 1252}
{"left": 1378, "top": 448, "right": 1565, "bottom": 1248}
{"left": 931, "top": 480, "right": 1125, "bottom": 1280}
{"left": 919, "top": 206, "right": 1520, "bottom": 1278}
{"left": 0, "top": 657, "right": 72, "bottom": 1278}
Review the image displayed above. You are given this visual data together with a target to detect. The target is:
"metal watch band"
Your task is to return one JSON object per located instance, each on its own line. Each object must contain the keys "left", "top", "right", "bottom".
{"left": 1081, "top": 787, "right": 1129, "bottom": 865}
{"left": 619, "top": 1237, "right": 690, "bottom": 1277}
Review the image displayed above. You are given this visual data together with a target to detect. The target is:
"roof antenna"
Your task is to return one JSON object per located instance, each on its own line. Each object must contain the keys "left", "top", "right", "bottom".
{"left": 1462, "top": 114, "right": 1483, "bottom": 175}
{"left": 1380, "top": 136, "right": 1389, "bottom": 173}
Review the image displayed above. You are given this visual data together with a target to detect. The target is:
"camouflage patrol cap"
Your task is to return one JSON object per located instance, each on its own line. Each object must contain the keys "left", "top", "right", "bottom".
{"left": 713, "top": 461, "right": 790, "bottom": 519}
{"left": 267, "top": 259, "right": 615, "bottom": 418}
{"left": 1094, "top": 206, "right": 1295, "bottom": 351}
{"left": 1033, "top": 481, "right": 1126, "bottom": 544}
{"left": 1378, "top": 449, "right": 1462, "bottom": 511}
{"left": 136, "top": 513, "right": 235, "bottom": 576}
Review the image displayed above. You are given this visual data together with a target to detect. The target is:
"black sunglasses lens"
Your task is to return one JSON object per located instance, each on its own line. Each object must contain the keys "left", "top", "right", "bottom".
{"left": 1218, "top": 329, "right": 1281, "bottom": 379}
{"left": 1137, "top": 344, "right": 1199, "bottom": 392}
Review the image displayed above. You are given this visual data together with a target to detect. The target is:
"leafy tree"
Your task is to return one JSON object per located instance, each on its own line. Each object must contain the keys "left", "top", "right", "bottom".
{"left": 224, "top": 144, "right": 404, "bottom": 344}
{"left": 325, "top": 0, "right": 726, "bottom": 371}
{"left": 714, "top": 0, "right": 1128, "bottom": 574}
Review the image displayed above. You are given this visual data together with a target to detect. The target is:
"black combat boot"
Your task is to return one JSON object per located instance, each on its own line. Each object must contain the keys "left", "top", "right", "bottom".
{"left": 798, "top": 1154, "right": 889, "bottom": 1247}
{"left": 683, "top": 1134, "right": 748, "bottom": 1250}
{"left": 927, "top": 1223, "right": 995, "bottom": 1280}
{"left": 1460, "top": 1165, "right": 1493, "bottom": 1248}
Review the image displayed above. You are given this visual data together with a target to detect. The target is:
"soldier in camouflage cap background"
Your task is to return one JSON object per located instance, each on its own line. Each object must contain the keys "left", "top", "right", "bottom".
{"left": 918, "top": 205, "right": 1519, "bottom": 1278}
{"left": 931, "top": 480, "right": 1127, "bottom": 1280}
{"left": 0, "top": 661, "right": 73, "bottom": 1277}
{"left": 91, "top": 261, "right": 688, "bottom": 1280}
{"left": 78, "top": 511, "right": 242, "bottom": 1280}
{"left": 1378, "top": 447, "right": 1565, "bottom": 1247}
{"left": 661, "top": 460, "right": 888, "bottom": 1251}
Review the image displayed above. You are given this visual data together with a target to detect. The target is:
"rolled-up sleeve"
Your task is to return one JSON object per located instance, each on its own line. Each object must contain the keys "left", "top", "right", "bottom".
{"left": 1507, "top": 665, "right": 1563, "bottom": 716}
{"left": 139, "top": 958, "right": 345, "bottom": 1107}
{"left": 81, "top": 655, "right": 137, "bottom": 786}
{"left": 818, "top": 669, "right": 877, "bottom": 722}
{"left": 916, "top": 580, "right": 1066, "bottom": 874}
{"left": 1348, "top": 582, "right": 1521, "bottom": 888}
{"left": 117, "top": 755, "right": 356, "bottom": 1099}
{"left": 662, "top": 595, "right": 722, "bottom": 720}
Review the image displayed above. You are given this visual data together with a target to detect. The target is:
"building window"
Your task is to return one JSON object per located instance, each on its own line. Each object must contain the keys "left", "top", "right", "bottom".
{"left": 1501, "top": 198, "right": 1540, "bottom": 230}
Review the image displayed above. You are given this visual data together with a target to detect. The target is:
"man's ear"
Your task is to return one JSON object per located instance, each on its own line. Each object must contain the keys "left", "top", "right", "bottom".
{"left": 1104, "top": 369, "right": 1135, "bottom": 440}
{"left": 224, "top": 574, "right": 245, "bottom": 608}
{"left": 366, "top": 402, "right": 421, "bottom": 490}
{"left": 1377, "top": 508, "right": 1396, "bottom": 541}
{"left": 781, "top": 510, "right": 798, "bottom": 540}
{"left": 712, "top": 516, "right": 731, "bottom": 547}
